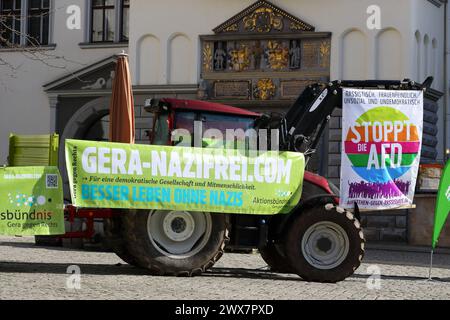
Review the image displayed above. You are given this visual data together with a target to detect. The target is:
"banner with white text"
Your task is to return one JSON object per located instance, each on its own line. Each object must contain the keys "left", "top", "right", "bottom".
{"left": 65, "top": 140, "right": 305, "bottom": 214}
{"left": 340, "top": 89, "right": 423, "bottom": 210}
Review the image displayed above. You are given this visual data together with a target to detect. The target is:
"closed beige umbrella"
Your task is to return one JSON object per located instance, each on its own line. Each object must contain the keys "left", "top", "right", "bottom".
{"left": 109, "top": 52, "right": 135, "bottom": 143}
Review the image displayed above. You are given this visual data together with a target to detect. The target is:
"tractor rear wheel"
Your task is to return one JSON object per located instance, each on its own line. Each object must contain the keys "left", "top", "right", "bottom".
{"left": 103, "top": 215, "right": 137, "bottom": 265}
{"left": 284, "top": 204, "right": 365, "bottom": 283}
{"left": 122, "top": 210, "right": 229, "bottom": 276}
{"left": 259, "top": 242, "right": 295, "bottom": 273}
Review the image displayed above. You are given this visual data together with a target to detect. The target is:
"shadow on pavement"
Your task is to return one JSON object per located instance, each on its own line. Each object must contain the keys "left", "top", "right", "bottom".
{"left": 352, "top": 273, "right": 425, "bottom": 281}
{"left": 0, "top": 261, "right": 311, "bottom": 282}
{"left": 362, "top": 257, "right": 450, "bottom": 270}
{"left": 0, "top": 261, "right": 150, "bottom": 276}
{"left": 351, "top": 272, "right": 450, "bottom": 282}
{"left": 0, "top": 241, "right": 108, "bottom": 253}
{"left": 1, "top": 260, "right": 448, "bottom": 283}
{"left": 207, "top": 267, "right": 450, "bottom": 282}
{"left": 0, "top": 261, "right": 301, "bottom": 281}
{"left": 1, "top": 241, "right": 66, "bottom": 250}
{"left": 206, "top": 267, "right": 304, "bottom": 282}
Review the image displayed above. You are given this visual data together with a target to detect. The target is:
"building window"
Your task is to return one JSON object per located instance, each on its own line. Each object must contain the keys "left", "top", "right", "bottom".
{"left": 121, "top": 0, "right": 129, "bottom": 41}
{"left": 90, "top": 0, "right": 128, "bottom": 43}
{"left": 0, "top": 0, "right": 51, "bottom": 48}
{"left": 91, "top": 0, "right": 115, "bottom": 42}
{"left": 27, "top": 0, "right": 50, "bottom": 46}
{"left": 0, "top": 0, "right": 22, "bottom": 46}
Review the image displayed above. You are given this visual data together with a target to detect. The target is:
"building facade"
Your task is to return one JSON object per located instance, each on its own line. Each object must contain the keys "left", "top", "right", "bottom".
{"left": 1, "top": 0, "right": 447, "bottom": 163}
{"left": 0, "top": 0, "right": 449, "bottom": 243}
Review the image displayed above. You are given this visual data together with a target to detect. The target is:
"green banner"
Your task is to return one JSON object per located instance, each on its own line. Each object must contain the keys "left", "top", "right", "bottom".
{"left": 65, "top": 139, "right": 305, "bottom": 215}
{"left": 432, "top": 160, "right": 450, "bottom": 248}
{"left": 0, "top": 166, "right": 65, "bottom": 236}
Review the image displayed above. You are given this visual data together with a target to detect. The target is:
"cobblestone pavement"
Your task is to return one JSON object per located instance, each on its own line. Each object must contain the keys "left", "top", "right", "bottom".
{"left": 0, "top": 236, "right": 449, "bottom": 300}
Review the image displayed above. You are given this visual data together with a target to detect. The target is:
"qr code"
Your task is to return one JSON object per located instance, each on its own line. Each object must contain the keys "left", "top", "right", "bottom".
{"left": 46, "top": 174, "right": 58, "bottom": 188}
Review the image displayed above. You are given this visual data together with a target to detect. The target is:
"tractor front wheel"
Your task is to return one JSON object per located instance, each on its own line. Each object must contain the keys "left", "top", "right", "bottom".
{"left": 122, "top": 210, "right": 229, "bottom": 276}
{"left": 284, "top": 204, "right": 365, "bottom": 283}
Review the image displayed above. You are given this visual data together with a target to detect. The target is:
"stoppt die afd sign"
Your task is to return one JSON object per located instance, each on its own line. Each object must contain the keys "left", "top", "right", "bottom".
{"left": 340, "top": 89, "right": 423, "bottom": 210}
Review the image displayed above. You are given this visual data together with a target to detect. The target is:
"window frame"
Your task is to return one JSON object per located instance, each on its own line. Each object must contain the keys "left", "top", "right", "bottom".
{"left": 88, "top": 0, "right": 129, "bottom": 44}
{"left": 0, "top": 0, "right": 53, "bottom": 48}
{"left": 27, "top": 0, "right": 50, "bottom": 46}
{"left": 119, "top": 0, "right": 129, "bottom": 42}
{"left": 0, "top": 0, "right": 22, "bottom": 46}
{"left": 90, "top": 0, "right": 115, "bottom": 43}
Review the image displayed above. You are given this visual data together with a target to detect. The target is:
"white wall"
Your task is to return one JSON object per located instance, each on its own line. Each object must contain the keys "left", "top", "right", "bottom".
{"left": 130, "top": 0, "right": 418, "bottom": 83}
{"left": 376, "top": 28, "right": 403, "bottom": 79}
{"left": 0, "top": 0, "right": 125, "bottom": 163}
{"left": 129, "top": 0, "right": 446, "bottom": 160}
{"left": 410, "top": 0, "right": 446, "bottom": 160}
{"left": 341, "top": 29, "right": 368, "bottom": 80}
{"left": 0, "top": 0, "right": 447, "bottom": 163}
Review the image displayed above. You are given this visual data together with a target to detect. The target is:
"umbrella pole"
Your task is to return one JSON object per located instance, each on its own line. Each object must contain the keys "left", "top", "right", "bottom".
{"left": 428, "top": 249, "right": 434, "bottom": 281}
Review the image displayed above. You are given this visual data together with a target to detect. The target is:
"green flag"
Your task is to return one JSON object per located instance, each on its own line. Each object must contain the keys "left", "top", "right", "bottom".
{"left": 432, "top": 160, "right": 450, "bottom": 248}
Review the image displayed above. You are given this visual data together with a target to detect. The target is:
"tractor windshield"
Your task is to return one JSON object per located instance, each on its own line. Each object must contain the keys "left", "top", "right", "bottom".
{"left": 201, "top": 113, "right": 254, "bottom": 149}
{"left": 174, "top": 111, "right": 255, "bottom": 149}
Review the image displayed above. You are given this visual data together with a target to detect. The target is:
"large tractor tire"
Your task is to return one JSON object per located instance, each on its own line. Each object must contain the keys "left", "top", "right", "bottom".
{"left": 122, "top": 210, "right": 229, "bottom": 276}
{"left": 259, "top": 242, "right": 295, "bottom": 274}
{"left": 284, "top": 204, "right": 365, "bottom": 283}
{"left": 103, "top": 215, "right": 137, "bottom": 265}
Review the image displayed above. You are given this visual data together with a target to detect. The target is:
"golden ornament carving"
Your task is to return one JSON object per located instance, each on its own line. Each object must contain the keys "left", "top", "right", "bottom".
{"left": 224, "top": 24, "right": 238, "bottom": 32}
{"left": 266, "top": 40, "right": 289, "bottom": 70}
{"left": 319, "top": 41, "right": 330, "bottom": 68}
{"left": 203, "top": 42, "right": 213, "bottom": 72}
{"left": 243, "top": 7, "right": 283, "bottom": 33}
{"left": 290, "top": 22, "right": 303, "bottom": 31}
{"left": 229, "top": 45, "right": 251, "bottom": 72}
{"left": 254, "top": 79, "right": 276, "bottom": 100}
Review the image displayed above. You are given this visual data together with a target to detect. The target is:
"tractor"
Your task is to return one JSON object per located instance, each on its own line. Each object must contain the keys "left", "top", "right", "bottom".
{"left": 102, "top": 78, "right": 431, "bottom": 283}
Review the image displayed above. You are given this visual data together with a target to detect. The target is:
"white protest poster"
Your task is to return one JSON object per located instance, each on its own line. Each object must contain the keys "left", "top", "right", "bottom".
{"left": 339, "top": 89, "right": 423, "bottom": 210}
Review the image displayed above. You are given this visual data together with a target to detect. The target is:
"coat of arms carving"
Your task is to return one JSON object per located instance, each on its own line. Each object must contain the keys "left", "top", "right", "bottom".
{"left": 266, "top": 41, "right": 289, "bottom": 70}
{"left": 243, "top": 7, "right": 283, "bottom": 33}
{"left": 254, "top": 79, "right": 276, "bottom": 100}
{"left": 199, "top": 0, "right": 330, "bottom": 104}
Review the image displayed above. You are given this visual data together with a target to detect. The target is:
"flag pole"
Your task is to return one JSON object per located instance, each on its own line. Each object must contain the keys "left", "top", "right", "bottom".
{"left": 428, "top": 249, "right": 434, "bottom": 281}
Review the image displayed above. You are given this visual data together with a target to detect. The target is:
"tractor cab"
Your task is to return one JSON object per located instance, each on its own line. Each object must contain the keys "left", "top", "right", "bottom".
{"left": 144, "top": 98, "right": 260, "bottom": 148}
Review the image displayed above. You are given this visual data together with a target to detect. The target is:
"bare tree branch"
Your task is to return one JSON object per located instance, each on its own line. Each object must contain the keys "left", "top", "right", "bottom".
{"left": 0, "top": 5, "right": 91, "bottom": 85}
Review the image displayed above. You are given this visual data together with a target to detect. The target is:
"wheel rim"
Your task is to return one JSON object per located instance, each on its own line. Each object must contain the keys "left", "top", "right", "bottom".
{"left": 147, "top": 210, "right": 212, "bottom": 259}
{"left": 301, "top": 221, "right": 350, "bottom": 270}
